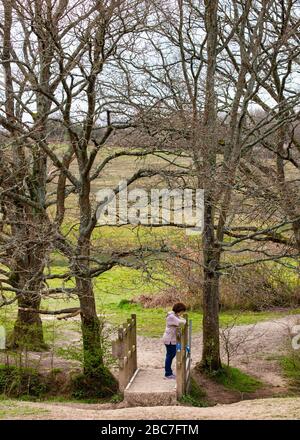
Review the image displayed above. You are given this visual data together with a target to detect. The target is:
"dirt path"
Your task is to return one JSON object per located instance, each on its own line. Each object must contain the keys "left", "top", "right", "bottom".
{"left": 2, "top": 397, "right": 300, "bottom": 419}
{"left": 137, "top": 314, "right": 300, "bottom": 392}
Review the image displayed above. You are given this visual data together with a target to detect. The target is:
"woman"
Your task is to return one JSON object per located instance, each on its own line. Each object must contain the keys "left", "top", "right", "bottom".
{"left": 162, "top": 302, "right": 187, "bottom": 379}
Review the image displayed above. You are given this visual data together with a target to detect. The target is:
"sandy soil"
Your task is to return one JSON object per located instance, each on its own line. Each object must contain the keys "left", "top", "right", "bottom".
{"left": 2, "top": 397, "right": 300, "bottom": 420}
{"left": 138, "top": 314, "right": 300, "bottom": 387}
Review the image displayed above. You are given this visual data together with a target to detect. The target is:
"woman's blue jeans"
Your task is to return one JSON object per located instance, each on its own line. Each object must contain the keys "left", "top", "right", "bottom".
{"left": 165, "top": 343, "right": 176, "bottom": 376}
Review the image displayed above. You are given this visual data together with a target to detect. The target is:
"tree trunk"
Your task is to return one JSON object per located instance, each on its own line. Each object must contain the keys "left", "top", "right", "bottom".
{"left": 9, "top": 208, "right": 47, "bottom": 351}
{"left": 197, "top": 0, "right": 221, "bottom": 372}
{"left": 73, "top": 230, "right": 117, "bottom": 395}
{"left": 77, "top": 275, "right": 104, "bottom": 377}
{"left": 11, "top": 291, "right": 45, "bottom": 351}
{"left": 199, "top": 194, "right": 222, "bottom": 371}
{"left": 74, "top": 267, "right": 117, "bottom": 396}
{"left": 9, "top": 239, "right": 46, "bottom": 350}
{"left": 9, "top": 0, "right": 55, "bottom": 351}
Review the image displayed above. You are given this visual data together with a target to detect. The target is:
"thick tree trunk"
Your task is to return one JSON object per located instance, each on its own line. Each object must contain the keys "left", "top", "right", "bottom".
{"left": 199, "top": 195, "right": 222, "bottom": 371}
{"left": 9, "top": 237, "right": 47, "bottom": 350}
{"left": 77, "top": 276, "right": 104, "bottom": 377}
{"left": 74, "top": 231, "right": 117, "bottom": 395}
{"left": 202, "top": 265, "right": 221, "bottom": 370}
{"left": 74, "top": 266, "right": 117, "bottom": 396}
{"left": 197, "top": 0, "right": 221, "bottom": 372}
{"left": 10, "top": 0, "right": 55, "bottom": 351}
{"left": 9, "top": 209, "right": 47, "bottom": 351}
{"left": 12, "top": 292, "right": 45, "bottom": 351}
{"left": 202, "top": 271, "right": 221, "bottom": 371}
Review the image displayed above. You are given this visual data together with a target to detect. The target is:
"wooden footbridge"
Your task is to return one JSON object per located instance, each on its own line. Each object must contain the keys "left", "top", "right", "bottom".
{"left": 112, "top": 314, "right": 192, "bottom": 406}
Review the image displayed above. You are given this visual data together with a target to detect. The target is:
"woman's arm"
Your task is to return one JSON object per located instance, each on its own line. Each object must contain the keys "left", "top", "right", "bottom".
{"left": 167, "top": 314, "right": 186, "bottom": 326}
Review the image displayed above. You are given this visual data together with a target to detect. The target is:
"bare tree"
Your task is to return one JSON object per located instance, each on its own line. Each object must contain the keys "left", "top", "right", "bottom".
{"left": 123, "top": 0, "right": 300, "bottom": 372}
{"left": 0, "top": 0, "right": 183, "bottom": 389}
{"left": 0, "top": 0, "right": 51, "bottom": 349}
{"left": 1, "top": 0, "right": 299, "bottom": 386}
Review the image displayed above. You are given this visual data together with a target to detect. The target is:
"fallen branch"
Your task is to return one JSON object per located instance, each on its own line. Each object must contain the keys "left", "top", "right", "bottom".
{"left": 18, "top": 307, "right": 80, "bottom": 316}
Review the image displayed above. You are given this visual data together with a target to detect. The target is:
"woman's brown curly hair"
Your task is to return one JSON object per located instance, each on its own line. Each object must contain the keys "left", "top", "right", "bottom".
{"left": 172, "top": 302, "right": 187, "bottom": 314}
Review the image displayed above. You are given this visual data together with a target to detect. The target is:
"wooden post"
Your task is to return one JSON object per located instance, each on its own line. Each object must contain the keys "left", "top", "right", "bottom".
{"left": 176, "top": 314, "right": 191, "bottom": 399}
{"left": 182, "top": 315, "right": 188, "bottom": 395}
{"left": 186, "top": 319, "right": 192, "bottom": 393}
{"left": 117, "top": 325, "right": 126, "bottom": 391}
{"left": 131, "top": 314, "right": 137, "bottom": 372}
{"left": 127, "top": 317, "right": 133, "bottom": 380}
{"left": 176, "top": 326, "right": 184, "bottom": 399}
{"left": 123, "top": 321, "right": 129, "bottom": 388}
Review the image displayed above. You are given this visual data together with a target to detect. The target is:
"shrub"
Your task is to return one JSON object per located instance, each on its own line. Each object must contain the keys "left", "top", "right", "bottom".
{"left": 221, "top": 265, "right": 300, "bottom": 311}
{"left": 132, "top": 255, "right": 300, "bottom": 311}
{"left": 71, "top": 366, "right": 118, "bottom": 400}
{"left": 180, "top": 377, "right": 210, "bottom": 407}
{"left": 0, "top": 364, "right": 48, "bottom": 398}
{"left": 280, "top": 351, "right": 300, "bottom": 391}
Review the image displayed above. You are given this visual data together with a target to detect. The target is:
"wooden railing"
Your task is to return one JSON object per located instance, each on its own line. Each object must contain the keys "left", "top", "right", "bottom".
{"left": 112, "top": 313, "right": 137, "bottom": 392}
{"left": 176, "top": 313, "right": 192, "bottom": 399}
